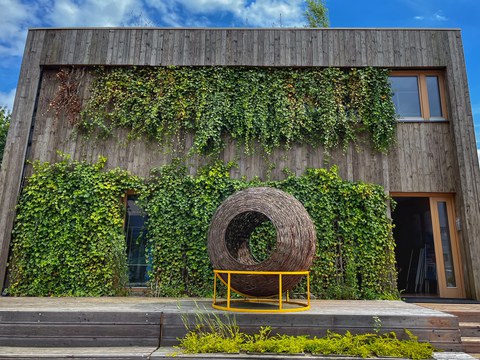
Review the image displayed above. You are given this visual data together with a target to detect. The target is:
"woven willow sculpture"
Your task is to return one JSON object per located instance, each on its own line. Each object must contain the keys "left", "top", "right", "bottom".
{"left": 207, "top": 187, "right": 316, "bottom": 297}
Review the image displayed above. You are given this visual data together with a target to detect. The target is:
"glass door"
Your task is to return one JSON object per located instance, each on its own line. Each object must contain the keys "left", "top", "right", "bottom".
{"left": 429, "top": 197, "right": 465, "bottom": 298}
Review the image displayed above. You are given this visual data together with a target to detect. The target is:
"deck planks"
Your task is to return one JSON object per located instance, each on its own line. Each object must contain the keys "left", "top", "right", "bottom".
{"left": 0, "top": 298, "right": 463, "bottom": 351}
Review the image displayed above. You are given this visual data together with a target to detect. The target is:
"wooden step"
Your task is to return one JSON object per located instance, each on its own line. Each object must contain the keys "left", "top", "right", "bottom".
{"left": 451, "top": 312, "right": 480, "bottom": 324}
{"left": 0, "top": 347, "right": 475, "bottom": 360}
{"left": 460, "top": 322, "right": 480, "bottom": 337}
{"left": 0, "top": 346, "right": 157, "bottom": 359}
{"left": 0, "top": 311, "right": 162, "bottom": 347}
{"left": 463, "top": 338, "right": 480, "bottom": 353}
{"left": 161, "top": 305, "right": 463, "bottom": 351}
{"left": 0, "top": 298, "right": 464, "bottom": 351}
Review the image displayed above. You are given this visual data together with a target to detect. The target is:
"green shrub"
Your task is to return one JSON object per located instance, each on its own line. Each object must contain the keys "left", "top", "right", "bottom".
{"left": 141, "top": 162, "right": 398, "bottom": 299}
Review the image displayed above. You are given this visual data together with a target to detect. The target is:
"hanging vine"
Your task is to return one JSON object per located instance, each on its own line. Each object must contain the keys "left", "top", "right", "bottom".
{"left": 76, "top": 66, "right": 397, "bottom": 155}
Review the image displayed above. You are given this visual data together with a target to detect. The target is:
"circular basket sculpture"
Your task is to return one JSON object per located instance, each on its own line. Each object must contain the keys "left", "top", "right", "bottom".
{"left": 207, "top": 187, "right": 316, "bottom": 297}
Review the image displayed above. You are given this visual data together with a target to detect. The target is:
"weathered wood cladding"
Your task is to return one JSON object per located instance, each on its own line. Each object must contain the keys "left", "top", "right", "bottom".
{"left": 39, "top": 28, "right": 457, "bottom": 68}
{"left": 30, "top": 68, "right": 456, "bottom": 193}
{"left": 0, "top": 30, "right": 45, "bottom": 291}
{"left": 1, "top": 28, "right": 479, "bottom": 300}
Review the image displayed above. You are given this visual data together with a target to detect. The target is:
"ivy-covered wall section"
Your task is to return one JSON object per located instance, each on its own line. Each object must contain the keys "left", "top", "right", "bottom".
{"left": 0, "top": 106, "right": 10, "bottom": 167}
{"left": 9, "top": 66, "right": 399, "bottom": 298}
{"left": 8, "top": 159, "right": 398, "bottom": 299}
{"left": 79, "top": 66, "right": 397, "bottom": 154}
{"left": 8, "top": 157, "right": 140, "bottom": 296}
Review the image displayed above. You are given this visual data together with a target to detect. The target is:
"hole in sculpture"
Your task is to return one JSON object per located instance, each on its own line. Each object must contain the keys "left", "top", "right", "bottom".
{"left": 225, "top": 211, "right": 277, "bottom": 265}
{"left": 249, "top": 221, "right": 277, "bottom": 263}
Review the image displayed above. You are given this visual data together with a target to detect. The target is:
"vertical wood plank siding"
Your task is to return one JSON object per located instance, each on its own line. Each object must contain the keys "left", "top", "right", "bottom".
{"left": 0, "top": 30, "right": 46, "bottom": 287}
{"left": 1, "top": 28, "right": 479, "bottom": 299}
{"left": 32, "top": 28, "right": 465, "bottom": 68}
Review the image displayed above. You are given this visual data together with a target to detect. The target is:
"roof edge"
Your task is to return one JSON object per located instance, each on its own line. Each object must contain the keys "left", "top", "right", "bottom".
{"left": 28, "top": 27, "right": 462, "bottom": 31}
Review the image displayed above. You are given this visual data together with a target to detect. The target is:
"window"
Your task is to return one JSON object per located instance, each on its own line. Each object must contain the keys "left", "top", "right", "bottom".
{"left": 390, "top": 71, "right": 447, "bottom": 121}
{"left": 124, "top": 194, "right": 149, "bottom": 286}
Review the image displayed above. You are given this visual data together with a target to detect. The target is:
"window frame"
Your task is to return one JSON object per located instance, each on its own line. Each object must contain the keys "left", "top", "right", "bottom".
{"left": 123, "top": 191, "right": 149, "bottom": 288}
{"left": 390, "top": 70, "right": 448, "bottom": 122}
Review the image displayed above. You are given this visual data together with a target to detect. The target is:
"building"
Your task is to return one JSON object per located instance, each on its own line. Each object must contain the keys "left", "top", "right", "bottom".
{"left": 0, "top": 28, "right": 479, "bottom": 300}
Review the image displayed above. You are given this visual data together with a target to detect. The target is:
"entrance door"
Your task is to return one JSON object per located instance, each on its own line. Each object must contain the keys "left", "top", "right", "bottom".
{"left": 429, "top": 197, "right": 465, "bottom": 298}
{"left": 391, "top": 194, "right": 465, "bottom": 298}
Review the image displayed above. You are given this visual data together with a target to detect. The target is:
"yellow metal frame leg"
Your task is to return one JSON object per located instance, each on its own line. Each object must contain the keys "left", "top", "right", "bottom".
{"left": 211, "top": 270, "right": 311, "bottom": 313}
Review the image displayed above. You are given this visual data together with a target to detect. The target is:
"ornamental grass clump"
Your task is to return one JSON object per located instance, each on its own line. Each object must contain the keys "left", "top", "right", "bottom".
{"left": 179, "top": 305, "right": 244, "bottom": 354}
{"left": 178, "top": 325, "right": 435, "bottom": 359}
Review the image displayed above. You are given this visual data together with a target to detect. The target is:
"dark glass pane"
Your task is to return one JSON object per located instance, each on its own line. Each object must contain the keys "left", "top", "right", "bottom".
{"left": 427, "top": 76, "right": 443, "bottom": 117}
{"left": 390, "top": 76, "right": 421, "bottom": 117}
{"left": 125, "top": 195, "right": 149, "bottom": 285}
{"left": 437, "top": 202, "right": 456, "bottom": 287}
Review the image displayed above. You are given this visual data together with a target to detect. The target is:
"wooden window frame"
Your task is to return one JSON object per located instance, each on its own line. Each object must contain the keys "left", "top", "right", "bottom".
{"left": 390, "top": 70, "right": 448, "bottom": 122}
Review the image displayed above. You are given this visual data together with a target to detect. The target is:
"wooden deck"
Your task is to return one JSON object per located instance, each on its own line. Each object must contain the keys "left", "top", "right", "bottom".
{"left": 0, "top": 298, "right": 462, "bottom": 350}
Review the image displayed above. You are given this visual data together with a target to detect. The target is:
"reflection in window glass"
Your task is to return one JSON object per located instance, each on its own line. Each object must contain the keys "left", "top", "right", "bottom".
{"left": 437, "top": 202, "right": 456, "bottom": 288}
{"left": 125, "top": 195, "right": 149, "bottom": 286}
{"left": 390, "top": 76, "right": 422, "bottom": 117}
{"left": 427, "top": 76, "right": 443, "bottom": 117}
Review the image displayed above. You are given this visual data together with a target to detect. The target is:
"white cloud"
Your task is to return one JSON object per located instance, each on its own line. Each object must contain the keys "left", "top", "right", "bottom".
{"left": 147, "top": 0, "right": 305, "bottom": 27}
{"left": 477, "top": 149, "right": 480, "bottom": 166}
{"left": 44, "top": 0, "right": 148, "bottom": 27}
{"left": 0, "top": 0, "right": 154, "bottom": 59}
{"left": 174, "top": 0, "right": 244, "bottom": 14}
{"left": 0, "top": 88, "right": 16, "bottom": 111}
{"left": 0, "top": 0, "right": 40, "bottom": 57}
{"left": 239, "top": 0, "right": 304, "bottom": 27}
{"left": 145, "top": 1, "right": 187, "bottom": 27}
{"left": 433, "top": 11, "right": 447, "bottom": 21}
{"left": 0, "top": 0, "right": 306, "bottom": 59}
{"left": 413, "top": 10, "right": 448, "bottom": 22}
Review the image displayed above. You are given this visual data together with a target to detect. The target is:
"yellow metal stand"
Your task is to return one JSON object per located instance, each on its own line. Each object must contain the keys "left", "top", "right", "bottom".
{"left": 212, "top": 270, "right": 310, "bottom": 313}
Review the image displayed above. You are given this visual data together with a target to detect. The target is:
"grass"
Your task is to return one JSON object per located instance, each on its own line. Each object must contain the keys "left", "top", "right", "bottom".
{"left": 176, "top": 308, "right": 436, "bottom": 359}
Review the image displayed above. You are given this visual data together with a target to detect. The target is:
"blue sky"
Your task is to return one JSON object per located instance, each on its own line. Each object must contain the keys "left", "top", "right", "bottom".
{"left": 1, "top": 0, "right": 479, "bottom": 155}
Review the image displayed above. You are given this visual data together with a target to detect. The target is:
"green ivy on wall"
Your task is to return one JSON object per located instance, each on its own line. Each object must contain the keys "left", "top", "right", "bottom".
{"left": 8, "top": 159, "right": 398, "bottom": 299}
{"left": 7, "top": 156, "right": 140, "bottom": 296}
{"left": 79, "top": 66, "right": 397, "bottom": 154}
{"left": 141, "top": 161, "right": 398, "bottom": 299}
{"left": 0, "top": 106, "right": 10, "bottom": 166}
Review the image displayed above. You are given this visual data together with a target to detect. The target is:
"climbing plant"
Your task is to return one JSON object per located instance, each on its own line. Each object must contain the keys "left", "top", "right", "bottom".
{"left": 79, "top": 66, "right": 397, "bottom": 154}
{"left": 0, "top": 106, "right": 10, "bottom": 166}
{"left": 7, "top": 156, "right": 140, "bottom": 296}
{"left": 8, "top": 158, "right": 397, "bottom": 299}
{"left": 47, "top": 68, "right": 83, "bottom": 126}
{"left": 140, "top": 162, "right": 398, "bottom": 299}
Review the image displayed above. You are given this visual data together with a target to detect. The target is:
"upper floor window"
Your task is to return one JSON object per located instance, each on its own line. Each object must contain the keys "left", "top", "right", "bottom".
{"left": 390, "top": 71, "right": 447, "bottom": 121}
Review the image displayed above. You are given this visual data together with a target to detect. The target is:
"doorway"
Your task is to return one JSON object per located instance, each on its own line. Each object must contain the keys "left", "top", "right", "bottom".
{"left": 391, "top": 195, "right": 465, "bottom": 298}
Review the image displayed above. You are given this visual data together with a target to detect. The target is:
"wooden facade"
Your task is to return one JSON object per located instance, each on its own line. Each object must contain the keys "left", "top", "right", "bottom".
{"left": 1, "top": 28, "right": 479, "bottom": 299}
